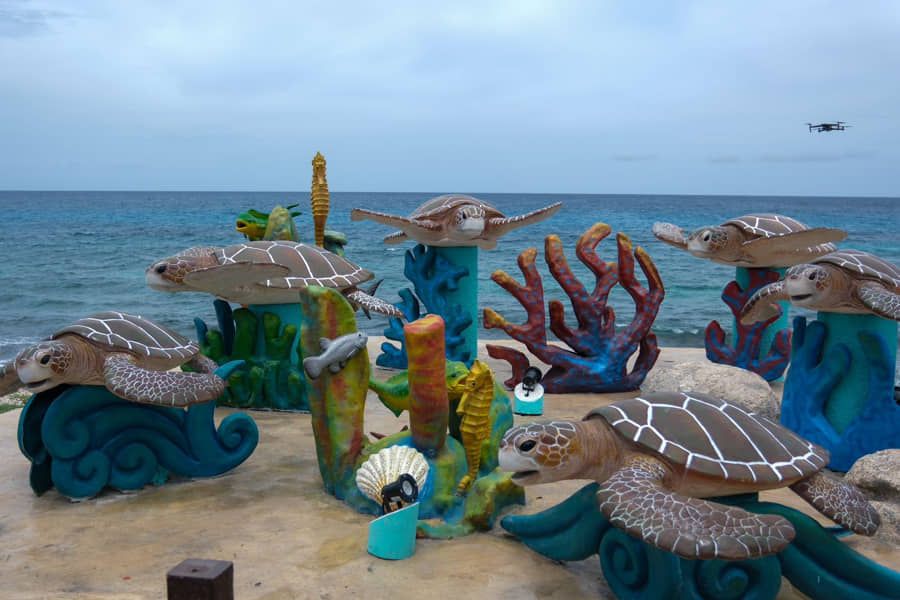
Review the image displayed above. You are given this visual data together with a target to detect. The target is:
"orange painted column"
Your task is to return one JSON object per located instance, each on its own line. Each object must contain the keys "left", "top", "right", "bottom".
{"left": 405, "top": 315, "right": 448, "bottom": 456}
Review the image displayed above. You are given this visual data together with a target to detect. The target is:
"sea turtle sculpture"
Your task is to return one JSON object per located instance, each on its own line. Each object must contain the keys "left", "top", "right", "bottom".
{"left": 146, "top": 240, "right": 403, "bottom": 317}
{"left": 0, "top": 312, "right": 226, "bottom": 406}
{"left": 499, "top": 391, "right": 880, "bottom": 560}
{"left": 741, "top": 249, "right": 900, "bottom": 323}
{"left": 351, "top": 194, "right": 563, "bottom": 249}
{"left": 652, "top": 214, "right": 846, "bottom": 267}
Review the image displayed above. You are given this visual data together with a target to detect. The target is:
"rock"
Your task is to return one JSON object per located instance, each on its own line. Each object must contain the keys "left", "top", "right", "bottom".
{"left": 642, "top": 361, "right": 779, "bottom": 420}
{"left": 846, "top": 450, "right": 900, "bottom": 501}
{"left": 847, "top": 450, "right": 900, "bottom": 545}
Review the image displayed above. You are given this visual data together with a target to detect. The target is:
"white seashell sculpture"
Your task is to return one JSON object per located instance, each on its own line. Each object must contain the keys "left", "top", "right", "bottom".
{"left": 356, "top": 445, "right": 429, "bottom": 506}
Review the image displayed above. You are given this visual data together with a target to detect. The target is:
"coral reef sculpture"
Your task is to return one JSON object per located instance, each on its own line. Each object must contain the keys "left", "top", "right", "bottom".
{"left": 704, "top": 268, "right": 791, "bottom": 381}
{"left": 781, "top": 316, "right": 900, "bottom": 472}
{"left": 502, "top": 484, "right": 900, "bottom": 600}
{"left": 194, "top": 300, "right": 308, "bottom": 411}
{"left": 377, "top": 244, "right": 473, "bottom": 369}
{"left": 484, "top": 223, "right": 664, "bottom": 393}
{"left": 300, "top": 289, "right": 523, "bottom": 537}
{"left": 17, "top": 361, "right": 258, "bottom": 500}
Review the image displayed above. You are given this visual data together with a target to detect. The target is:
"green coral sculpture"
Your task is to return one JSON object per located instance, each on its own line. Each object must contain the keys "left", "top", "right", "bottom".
{"left": 194, "top": 299, "right": 308, "bottom": 411}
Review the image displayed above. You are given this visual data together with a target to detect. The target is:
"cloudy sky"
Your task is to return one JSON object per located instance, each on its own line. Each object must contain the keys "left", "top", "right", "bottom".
{"left": 1, "top": 1, "right": 898, "bottom": 195}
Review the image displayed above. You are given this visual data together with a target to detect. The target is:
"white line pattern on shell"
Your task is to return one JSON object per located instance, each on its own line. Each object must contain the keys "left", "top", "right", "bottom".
{"left": 218, "top": 242, "right": 367, "bottom": 288}
{"left": 613, "top": 393, "right": 825, "bottom": 482}
{"left": 64, "top": 313, "right": 196, "bottom": 360}
{"left": 824, "top": 250, "right": 900, "bottom": 287}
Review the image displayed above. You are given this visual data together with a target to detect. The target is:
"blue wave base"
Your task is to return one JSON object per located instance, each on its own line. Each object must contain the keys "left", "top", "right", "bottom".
{"left": 378, "top": 244, "right": 474, "bottom": 369}
{"left": 781, "top": 315, "right": 900, "bottom": 472}
{"left": 17, "top": 368, "right": 258, "bottom": 499}
{"left": 502, "top": 483, "right": 900, "bottom": 600}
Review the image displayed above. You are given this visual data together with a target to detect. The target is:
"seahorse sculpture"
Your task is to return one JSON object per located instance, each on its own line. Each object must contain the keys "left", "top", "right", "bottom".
{"left": 449, "top": 359, "right": 495, "bottom": 494}
{"left": 311, "top": 152, "right": 330, "bottom": 249}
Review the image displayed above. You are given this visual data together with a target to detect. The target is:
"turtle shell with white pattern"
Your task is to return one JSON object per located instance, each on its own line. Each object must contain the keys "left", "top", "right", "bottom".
{"left": 350, "top": 194, "right": 563, "bottom": 249}
{"left": 146, "top": 240, "right": 402, "bottom": 317}
{"left": 0, "top": 312, "right": 225, "bottom": 406}
{"left": 652, "top": 213, "right": 846, "bottom": 267}
{"left": 741, "top": 249, "right": 900, "bottom": 323}
{"left": 498, "top": 391, "right": 880, "bottom": 560}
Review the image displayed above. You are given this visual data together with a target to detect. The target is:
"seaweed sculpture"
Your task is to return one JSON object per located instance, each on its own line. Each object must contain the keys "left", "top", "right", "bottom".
{"left": 704, "top": 268, "right": 791, "bottom": 381}
{"left": 194, "top": 299, "right": 307, "bottom": 411}
{"left": 502, "top": 484, "right": 900, "bottom": 600}
{"left": 484, "top": 223, "right": 664, "bottom": 393}
{"left": 377, "top": 244, "right": 473, "bottom": 369}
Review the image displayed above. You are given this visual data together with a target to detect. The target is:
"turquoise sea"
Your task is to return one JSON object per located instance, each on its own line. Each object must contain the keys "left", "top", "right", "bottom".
{"left": 0, "top": 191, "right": 897, "bottom": 362}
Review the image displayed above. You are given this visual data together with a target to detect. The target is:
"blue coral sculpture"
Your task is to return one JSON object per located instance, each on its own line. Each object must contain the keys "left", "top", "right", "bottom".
{"left": 377, "top": 244, "right": 473, "bottom": 369}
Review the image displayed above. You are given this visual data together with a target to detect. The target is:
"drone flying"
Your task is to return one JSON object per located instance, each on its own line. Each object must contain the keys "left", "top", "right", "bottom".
{"left": 807, "top": 121, "right": 849, "bottom": 133}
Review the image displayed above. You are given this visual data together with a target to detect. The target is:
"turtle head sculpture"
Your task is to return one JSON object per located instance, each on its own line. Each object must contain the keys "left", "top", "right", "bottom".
{"left": 685, "top": 225, "right": 736, "bottom": 259}
{"left": 783, "top": 263, "right": 835, "bottom": 309}
{"left": 499, "top": 420, "right": 613, "bottom": 486}
{"left": 499, "top": 392, "right": 880, "bottom": 561}
{"left": 146, "top": 247, "right": 219, "bottom": 291}
{"left": 13, "top": 340, "right": 76, "bottom": 393}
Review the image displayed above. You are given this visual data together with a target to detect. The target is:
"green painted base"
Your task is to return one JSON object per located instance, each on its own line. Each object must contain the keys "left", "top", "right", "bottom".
{"left": 195, "top": 300, "right": 308, "bottom": 411}
{"left": 248, "top": 303, "right": 305, "bottom": 366}
{"left": 819, "top": 312, "right": 898, "bottom": 433}
{"left": 431, "top": 246, "right": 478, "bottom": 367}
{"left": 368, "top": 502, "right": 419, "bottom": 560}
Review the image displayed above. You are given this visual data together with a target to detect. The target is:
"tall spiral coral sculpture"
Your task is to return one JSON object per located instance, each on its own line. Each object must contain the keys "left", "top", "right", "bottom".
{"left": 485, "top": 223, "right": 665, "bottom": 394}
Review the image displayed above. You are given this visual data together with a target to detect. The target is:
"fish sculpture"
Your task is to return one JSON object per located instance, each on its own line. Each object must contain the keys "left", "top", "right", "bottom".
{"left": 236, "top": 205, "right": 302, "bottom": 242}
{"left": 448, "top": 359, "right": 495, "bottom": 494}
{"left": 303, "top": 331, "right": 368, "bottom": 379}
{"left": 311, "top": 152, "right": 330, "bottom": 249}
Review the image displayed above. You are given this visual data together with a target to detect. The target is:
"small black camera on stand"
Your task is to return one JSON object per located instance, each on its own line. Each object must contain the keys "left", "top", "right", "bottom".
{"left": 380, "top": 473, "right": 419, "bottom": 514}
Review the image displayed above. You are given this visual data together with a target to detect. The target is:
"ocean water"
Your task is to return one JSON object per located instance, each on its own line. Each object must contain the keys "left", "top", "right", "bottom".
{"left": 0, "top": 191, "right": 897, "bottom": 362}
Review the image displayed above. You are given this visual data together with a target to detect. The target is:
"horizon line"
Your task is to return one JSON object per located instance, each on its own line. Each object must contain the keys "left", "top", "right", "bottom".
{"left": 0, "top": 189, "right": 898, "bottom": 200}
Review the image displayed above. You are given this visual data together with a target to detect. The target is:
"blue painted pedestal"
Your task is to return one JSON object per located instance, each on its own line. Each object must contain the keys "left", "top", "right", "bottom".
{"left": 432, "top": 246, "right": 479, "bottom": 365}
{"left": 782, "top": 314, "right": 899, "bottom": 471}
{"left": 17, "top": 362, "right": 258, "bottom": 499}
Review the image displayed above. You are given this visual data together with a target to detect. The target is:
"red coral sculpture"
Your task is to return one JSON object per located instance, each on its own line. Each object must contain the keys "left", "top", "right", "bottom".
{"left": 484, "top": 223, "right": 665, "bottom": 393}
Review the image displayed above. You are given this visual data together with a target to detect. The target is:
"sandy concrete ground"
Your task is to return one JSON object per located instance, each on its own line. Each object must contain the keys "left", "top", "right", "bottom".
{"left": 0, "top": 344, "right": 896, "bottom": 599}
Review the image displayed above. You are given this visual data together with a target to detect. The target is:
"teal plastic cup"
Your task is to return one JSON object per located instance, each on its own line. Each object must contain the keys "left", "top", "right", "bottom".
{"left": 367, "top": 502, "right": 419, "bottom": 560}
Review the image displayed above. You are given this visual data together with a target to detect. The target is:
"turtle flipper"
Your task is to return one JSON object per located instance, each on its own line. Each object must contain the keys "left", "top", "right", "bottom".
{"left": 740, "top": 227, "right": 846, "bottom": 261}
{"left": 351, "top": 208, "right": 416, "bottom": 228}
{"left": 651, "top": 222, "right": 688, "bottom": 250}
{"left": 856, "top": 281, "right": 900, "bottom": 320}
{"left": 183, "top": 262, "right": 291, "bottom": 291}
{"left": 791, "top": 471, "right": 880, "bottom": 536}
{"left": 103, "top": 353, "right": 226, "bottom": 407}
{"left": 740, "top": 280, "right": 788, "bottom": 324}
{"left": 345, "top": 290, "right": 404, "bottom": 319}
{"left": 487, "top": 202, "right": 562, "bottom": 238}
{"left": 384, "top": 231, "right": 409, "bottom": 244}
{"left": 0, "top": 360, "right": 21, "bottom": 396}
{"left": 186, "top": 353, "right": 219, "bottom": 374}
{"left": 597, "top": 455, "right": 795, "bottom": 560}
